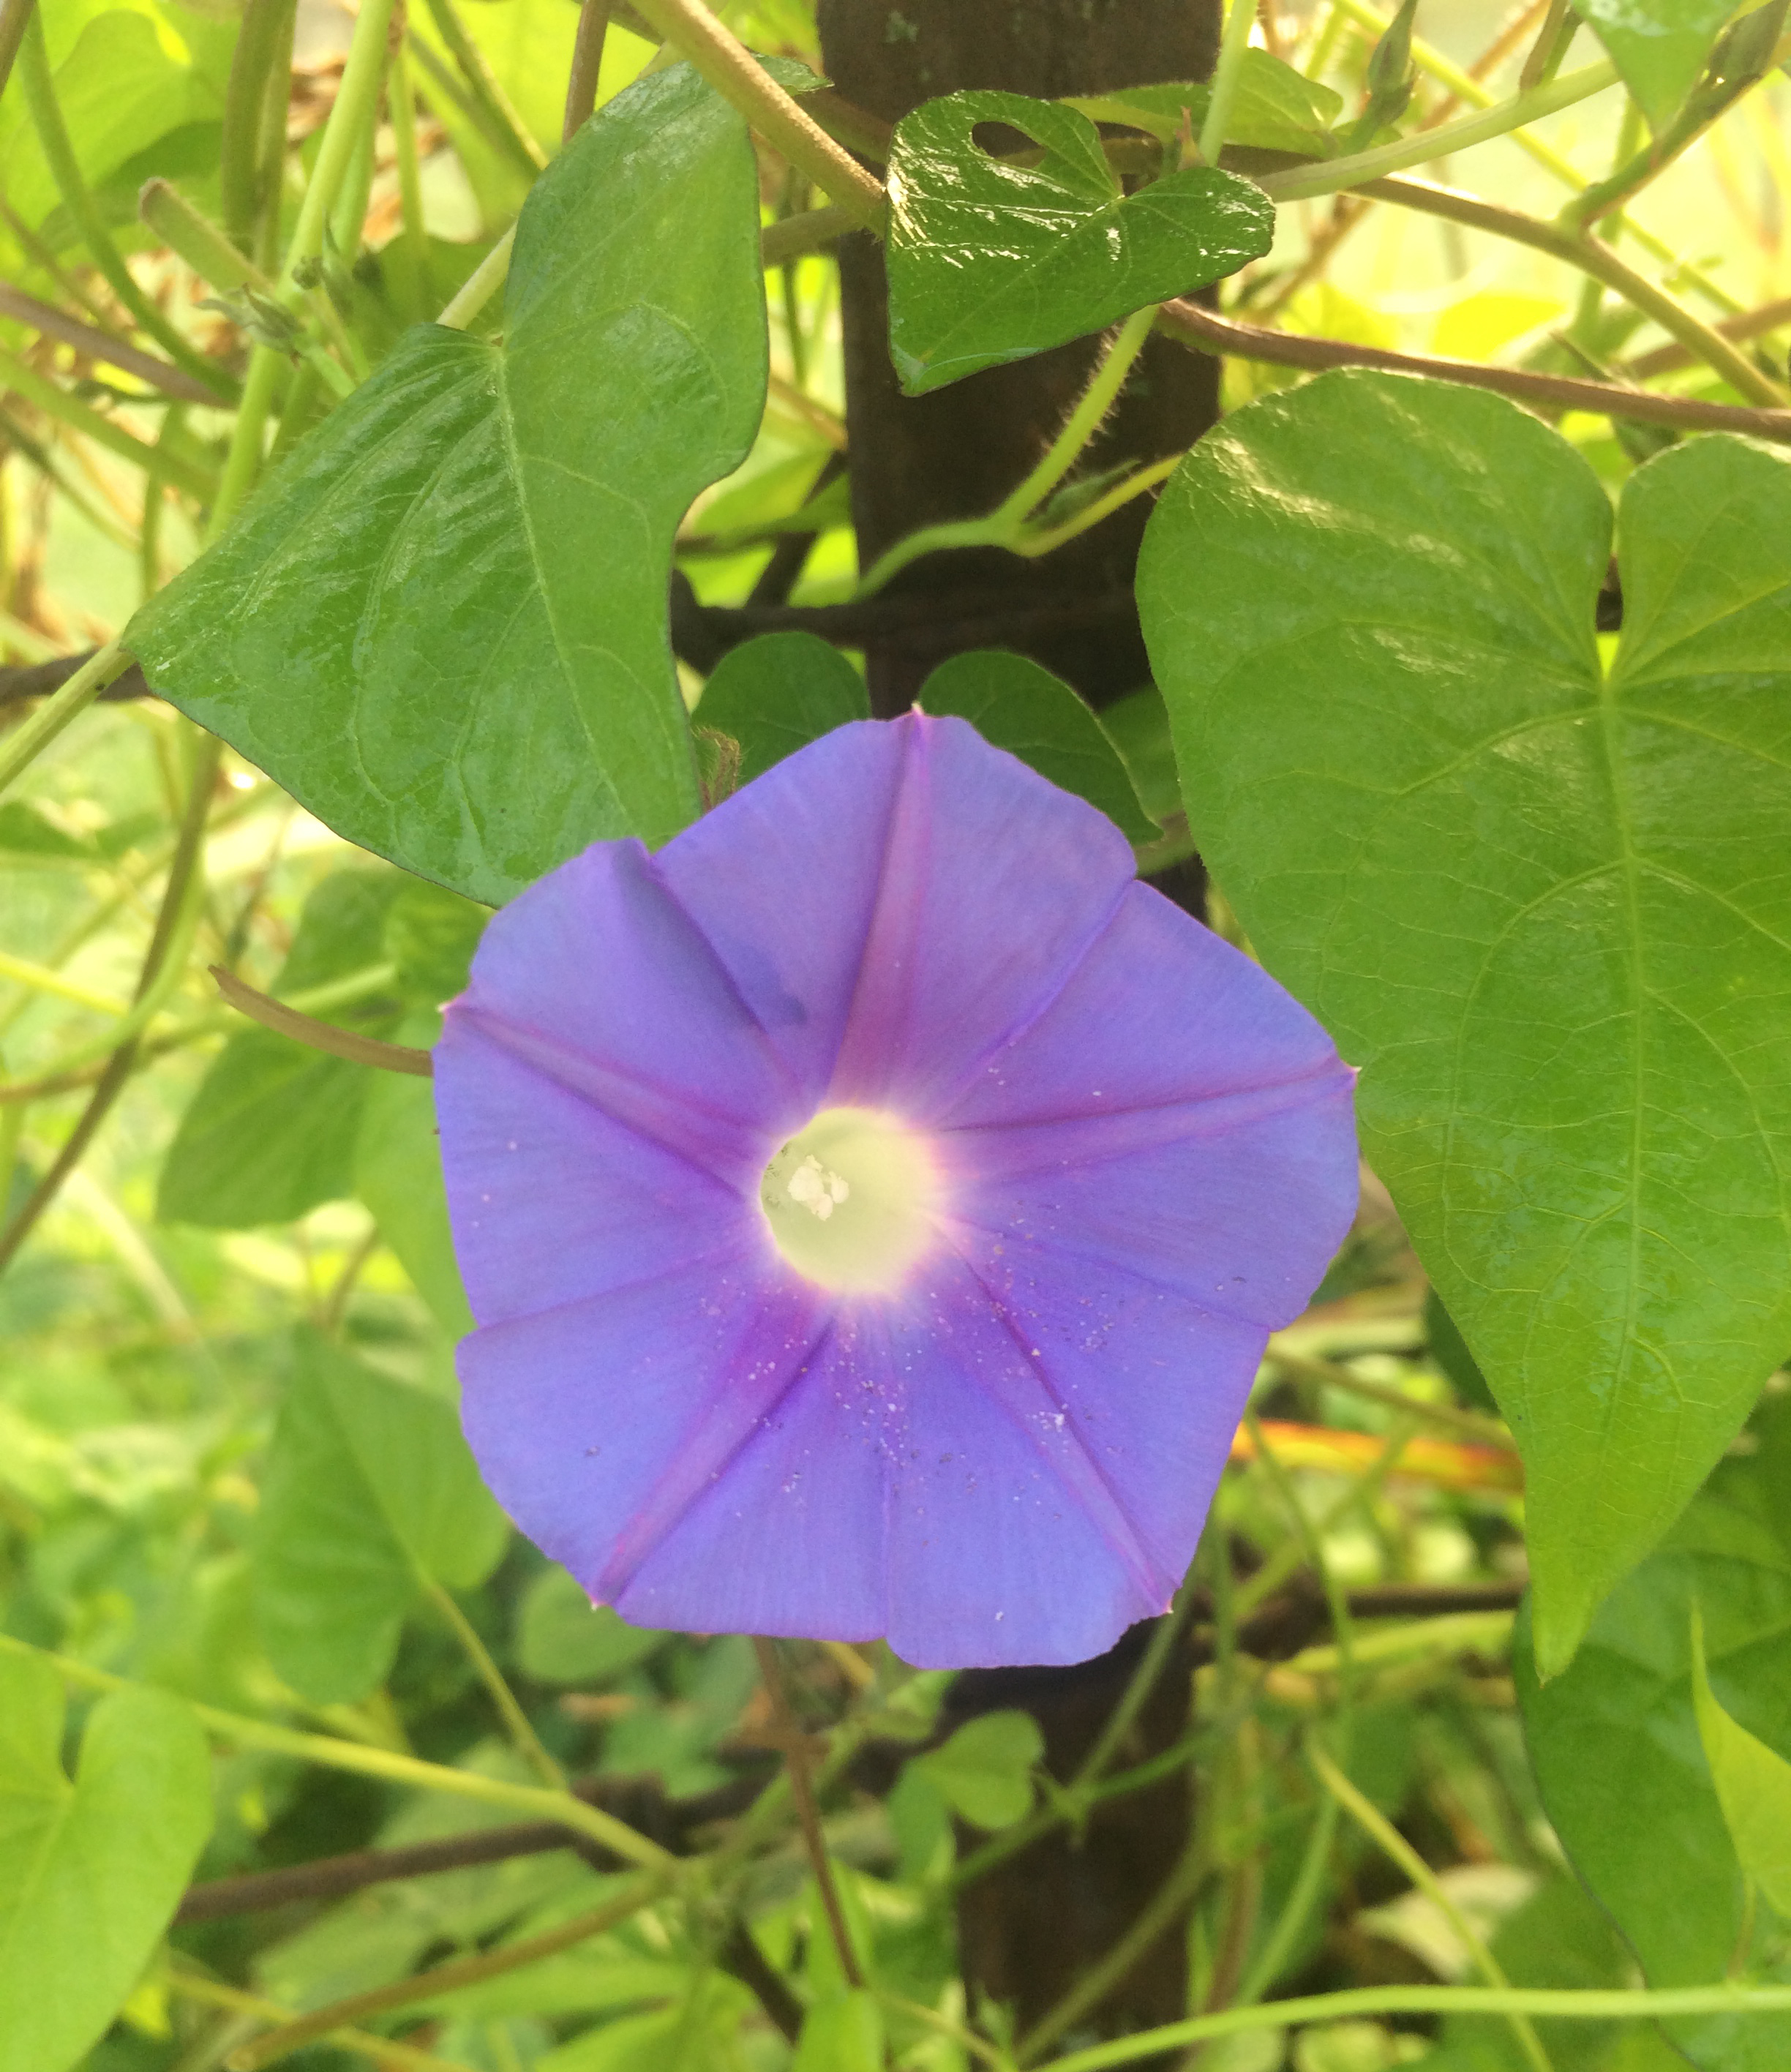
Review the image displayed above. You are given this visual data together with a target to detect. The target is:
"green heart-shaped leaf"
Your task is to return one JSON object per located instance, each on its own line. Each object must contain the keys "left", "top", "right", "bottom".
{"left": 129, "top": 62, "right": 779, "bottom": 904}
{"left": 1139, "top": 369, "right": 1791, "bottom": 1677}
{"left": 885, "top": 89, "right": 1274, "bottom": 395}
{"left": 256, "top": 1329, "right": 508, "bottom": 1703}
{"left": 0, "top": 1651, "right": 212, "bottom": 2072}
{"left": 1067, "top": 54, "right": 1344, "bottom": 159}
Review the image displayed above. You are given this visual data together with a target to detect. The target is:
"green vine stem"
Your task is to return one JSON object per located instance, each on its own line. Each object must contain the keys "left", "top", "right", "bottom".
{"left": 1037, "top": 1983, "right": 1791, "bottom": 2072}
{"left": 438, "top": 225, "right": 515, "bottom": 329}
{"left": 1156, "top": 295, "right": 1791, "bottom": 440}
{"left": 422, "top": 0, "right": 548, "bottom": 177}
{"left": 1199, "top": 0, "right": 1264, "bottom": 165}
{"left": 630, "top": 0, "right": 885, "bottom": 230}
{"left": 283, "top": 0, "right": 398, "bottom": 289}
{"left": 221, "top": 0, "right": 298, "bottom": 252}
{"left": 0, "top": 639, "right": 134, "bottom": 801}
{"left": 1259, "top": 55, "right": 1618, "bottom": 203}
{"left": 855, "top": 306, "right": 1159, "bottom": 596}
{"left": 15, "top": 17, "right": 229, "bottom": 394}
{"left": 228, "top": 1877, "right": 669, "bottom": 2071}
{"left": 1309, "top": 1736, "right": 1555, "bottom": 2072}
{"left": 0, "top": 727, "right": 220, "bottom": 1276}
{"left": 1364, "top": 176, "right": 1788, "bottom": 405}
{"left": 1323, "top": 0, "right": 1741, "bottom": 312}
{"left": 0, "top": 1632, "right": 677, "bottom": 1872}
{"left": 0, "top": 348, "right": 217, "bottom": 500}
{"left": 421, "top": 1576, "right": 569, "bottom": 1791}
{"left": 162, "top": 1971, "right": 477, "bottom": 2072}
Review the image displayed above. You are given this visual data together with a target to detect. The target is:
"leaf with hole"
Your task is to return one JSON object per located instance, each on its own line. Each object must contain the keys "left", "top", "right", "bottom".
{"left": 0, "top": 1650, "right": 212, "bottom": 2072}
{"left": 918, "top": 649, "right": 1159, "bottom": 841}
{"left": 129, "top": 63, "right": 781, "bottom": 904}
{"left": 885, "top": 89, "right": 1275, "bottom": 394}
{"left": 255, "top": 1328, "right": 508, "bottom": 1703}
{"left": 1138, "top": 370, "right": 1791, "bottom": 1677}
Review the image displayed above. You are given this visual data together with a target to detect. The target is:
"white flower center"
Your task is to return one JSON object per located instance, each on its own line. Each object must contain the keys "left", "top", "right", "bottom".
{"left": 759, "top": 1107, "right": 939, "bottom": 1294}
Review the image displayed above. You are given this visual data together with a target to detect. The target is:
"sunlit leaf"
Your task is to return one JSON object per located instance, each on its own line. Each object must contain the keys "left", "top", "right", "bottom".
{"left": 0, "top": 1650, "right": 211, "bottom": 2072}
{"left": 1067, "top": 55, "right": 1345, "bottom": 158}
{"left": 129, "top": 64, "right": 778, "bottom": 904}
{"left": 1690, "top": 1599, "right": 1791, "bottom": 1918}
{"left": 1138, "top": 370, "right": 1791, "bottom": 1675}
{"left": 1575, "top": 0, "right": 1741, "bottom": 130}
{"left": 885, "top": 89, "right": 1274, "bottom": 394}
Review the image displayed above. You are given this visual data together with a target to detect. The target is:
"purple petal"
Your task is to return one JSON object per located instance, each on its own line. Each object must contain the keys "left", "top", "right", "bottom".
{"left": 656, "top": 713, "right": 1136, "bottom": 1115}
{"left": 451, "top": 838, "right": 799, "bottom": 1155}
{"left": 434, "top": 1021, "right": 765, "bottom": 1326}
{"left": 459, "top": 1250, "right": 825, "bottom": 1588}
{"left": 828, "top": 714, "right": 1137, "bottom": 1115}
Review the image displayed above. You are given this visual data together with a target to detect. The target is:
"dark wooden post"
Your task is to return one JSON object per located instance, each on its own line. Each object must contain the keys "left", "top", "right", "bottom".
{"left": 815, "top": 2, "right": 1224, "bottom": 2045}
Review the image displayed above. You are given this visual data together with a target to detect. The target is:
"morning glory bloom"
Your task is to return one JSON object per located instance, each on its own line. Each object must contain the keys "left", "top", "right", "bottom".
{"left": 435, "top": 713, "right": 1357, "bottom": 1668}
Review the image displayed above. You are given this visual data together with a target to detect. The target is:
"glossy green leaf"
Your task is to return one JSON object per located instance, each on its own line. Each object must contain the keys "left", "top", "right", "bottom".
{"left": 256, "top": 1328, "right": 507, "bottom": 1703}
{"left": 1691, "top": 1600, "right": 1791, "bottom": 1918}
{"left": 1574, "top": 0, "right": 1741, "bottom": 130}
{"left": 129, "top": 63, "right": 775, "bottom": 904}
{"left": 919, "top": 650, "right": 1158, "bottom": 842}
{"left": 516, "top": 1566, "right": 669, "bottom": 1686}
{"left": 157, "top": 870, "right": 403, "bottom": 1229}
{"left": 885, "top": 90, "right": 1274, "bottom": 394}
{"left": 1138, "top": 370, "right": 1791, "bottom": 1676}
{"left": 1518, "top": 1394, "right": 1791, "bottom": 2070}
{"left": 691, "top": 631, "right": 869, "bottom": 785}
{"left": 1067, "top": 54, "right": 1345, "bottom": 159}
{"left": 0, "top": 1650, "right": 211, "bottom": 2072}
{"left": 912, "top": 1708, "right": 1043, "bottom": 1831}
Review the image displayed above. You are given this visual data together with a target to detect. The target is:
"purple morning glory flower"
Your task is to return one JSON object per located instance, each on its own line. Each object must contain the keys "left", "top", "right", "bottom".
{"left": 435, "top": 713, "right": 1356, "bottom": 1669}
